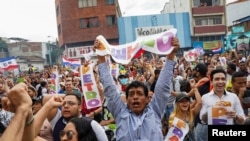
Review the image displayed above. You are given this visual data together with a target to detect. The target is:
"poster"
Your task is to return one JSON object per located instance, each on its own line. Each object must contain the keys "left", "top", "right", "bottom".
{"left": 208, "top": 101, "right": 233, "bottom": 125}
{"left": 165, "top": 117, "right": 189, "bottom": 141}
{"left": 80, "top": 63, "right": 102, "bottom": 109}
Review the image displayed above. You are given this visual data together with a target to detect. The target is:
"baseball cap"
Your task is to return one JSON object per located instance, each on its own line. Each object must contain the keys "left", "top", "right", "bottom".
{"left": 175, "top": 94, "right": 190, "bottom": 103}
{"left": 194, "top": 63, "right": 208, "bottom": 76}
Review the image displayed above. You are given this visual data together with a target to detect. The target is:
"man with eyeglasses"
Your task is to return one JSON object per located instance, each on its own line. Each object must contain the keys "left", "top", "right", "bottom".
{"left": 35, "top": 92, "right": 108, "bottom": 141}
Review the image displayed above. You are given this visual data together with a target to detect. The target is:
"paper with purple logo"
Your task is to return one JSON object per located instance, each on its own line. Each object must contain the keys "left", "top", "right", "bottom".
{"left": 95, "top": 28, "right": 177, "bottom": 64}
{"left": 80, "top": 63, "right": 102, "bottom": 109}
{"left": 165, "top": 117, "right": 189, "bottom": 141}
{"left": 208, "top": 101, "right": 234, "bottom": 125}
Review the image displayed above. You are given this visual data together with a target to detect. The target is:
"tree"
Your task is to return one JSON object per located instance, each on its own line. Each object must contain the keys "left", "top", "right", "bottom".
{"left": 50, "top": 39, "right": 63, "bottom": 64}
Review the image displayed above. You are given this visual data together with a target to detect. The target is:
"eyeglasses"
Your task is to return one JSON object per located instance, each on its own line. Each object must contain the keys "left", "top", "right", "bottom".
{"left": 62, "top": 101, "right": 78, "bottom": 106}
{"left": 59, "top": 130, "right": 75, "bottom": 140}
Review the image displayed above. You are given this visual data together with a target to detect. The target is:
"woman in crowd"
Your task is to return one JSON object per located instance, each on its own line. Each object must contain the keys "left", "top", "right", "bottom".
{"left": 167, "top": 80, "right": 202, "bottom": 141}
{"left": 60, "top": 117, "right": 108, "bottom": 141}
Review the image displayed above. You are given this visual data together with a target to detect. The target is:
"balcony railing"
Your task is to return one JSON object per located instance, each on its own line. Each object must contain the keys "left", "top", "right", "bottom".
{"left": 194, "top": 25, "right": 226, "bottom": 35}
{"left": 192, "top": 6, "right": 224, "bottom": 15}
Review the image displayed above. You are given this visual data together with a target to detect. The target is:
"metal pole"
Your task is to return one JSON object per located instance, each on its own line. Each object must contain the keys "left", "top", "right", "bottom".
{"left": 49, "top": 42, "right": 52, "bottom": 66}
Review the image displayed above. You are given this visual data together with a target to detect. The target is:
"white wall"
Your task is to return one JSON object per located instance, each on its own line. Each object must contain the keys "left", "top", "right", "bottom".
{"left": 169, "top": 0, "right": 191, "bottom": 13}
{"left": 226, "top": 1, "right": 250, "bottom": 26}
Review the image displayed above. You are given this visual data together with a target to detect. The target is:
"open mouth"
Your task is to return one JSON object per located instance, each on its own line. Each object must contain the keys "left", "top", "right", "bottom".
{"left": 132, "top": 102, "right": 140, "bottom": 107}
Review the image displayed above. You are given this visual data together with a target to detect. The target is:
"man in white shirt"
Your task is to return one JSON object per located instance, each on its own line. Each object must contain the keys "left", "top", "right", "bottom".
{"left": 198, "top": 69, "right": 245, "bottom": 141}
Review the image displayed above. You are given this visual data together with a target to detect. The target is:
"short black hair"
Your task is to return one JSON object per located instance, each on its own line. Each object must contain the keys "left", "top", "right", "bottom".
{"left": 210, "top": 69, "right": 226, "bottom": 81}
{"left": 154, "top": 69, "right": 161, "bottom": 75}
{"left": 125, "top": 81, "right": 148, "bottom": 98}
{"left": 65, "top": 91, "right": 82, "bottom": 105}
{"left": 180, "top": 80, "right": 191, "bottom": 93}
{"left": 227, "top": 63, "right": 236, "bottom": 72}
{"left": 232, "top": 71, "right": 246, "bottom": 82}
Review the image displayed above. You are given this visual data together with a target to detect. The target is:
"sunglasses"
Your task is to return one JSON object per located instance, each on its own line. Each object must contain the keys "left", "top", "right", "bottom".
{"left": 59, "top": 130, "right": 75, "bottom": 140}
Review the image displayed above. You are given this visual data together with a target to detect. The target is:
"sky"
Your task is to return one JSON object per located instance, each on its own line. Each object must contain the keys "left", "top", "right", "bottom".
{"left": 0, "top": 0, "right": 238, "bottom": 42}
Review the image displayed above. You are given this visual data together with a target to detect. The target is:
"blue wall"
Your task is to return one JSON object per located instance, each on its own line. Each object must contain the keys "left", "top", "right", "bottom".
{"left": 118, "top": 13, "right": 191, "bottom": 48}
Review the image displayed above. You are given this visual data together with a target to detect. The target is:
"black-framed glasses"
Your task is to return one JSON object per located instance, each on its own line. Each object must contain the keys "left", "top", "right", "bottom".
{"left": 62, "top": 101, "right": 78, "bottom": 106}
{"left": 59, "top": 130, "right": 75, "bottom": 140}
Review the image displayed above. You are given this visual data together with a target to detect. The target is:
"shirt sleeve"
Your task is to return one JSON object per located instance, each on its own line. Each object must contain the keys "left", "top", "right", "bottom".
{"left": 199, "top": 95, "right": 208, "bottom": 123}
{"left": 152, "top": 59, "right": 176, "bottom": 118}
{"left": 98, "top": 63, "right": 126, "bottom": 118}
{"left": 50, "top": 109, "right": 61, "bottom": 130}
{"left": 91, "top": 120, "right": 109, "bottom": 141}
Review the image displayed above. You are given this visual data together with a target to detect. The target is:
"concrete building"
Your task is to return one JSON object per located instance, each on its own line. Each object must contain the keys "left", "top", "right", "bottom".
{"left": 161, "top": 0, "right": 227, "bottom": 54}
{"left": 190, "top": 0, "right": 227, "bottom": 54}
{"left": 7, "top": 41, "right": 48, "bottom": 71}
{"left": 55, "top": 0, "right": 119, "bottom": 54}
{"left": 226, "top": 0, "right": 250, "bottom": 28}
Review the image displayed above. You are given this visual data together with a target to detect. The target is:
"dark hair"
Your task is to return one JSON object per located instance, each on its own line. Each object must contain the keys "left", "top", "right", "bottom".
{"left": 37, "top": 81, "right": 47, "bottom": 97}
{"left": 180, "top": 80, "right": 191, "bottom": 93}
{"left": 28, "top": 86, "right": 37, "bottom": 93}
{"left": 69, "top": 117, "right": 98, "bottom": 141}
{"left": 154, "top": 69, "right": 161, "bottom": 76}
{"left": 210, "top": 69, "right": 227, "bottom": 81}
{"left": 227, "top": 63, "right": 236, "bottom": 72}
{"left": 232, "top": 71, "right": 246, "bottom": 82}
{"left": 125, "top": 81, "right": 148, "bottom": 98}
{"left": 185, "top": 67, "right": 192, "bottom": 74}
{"left": 65, "top": 92, "right": 82, "bottom": 105}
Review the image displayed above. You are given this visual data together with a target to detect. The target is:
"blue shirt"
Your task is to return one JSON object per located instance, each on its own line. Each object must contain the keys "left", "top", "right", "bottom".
{"left": 99, "top": 59, "right": 175, "bottom": 141}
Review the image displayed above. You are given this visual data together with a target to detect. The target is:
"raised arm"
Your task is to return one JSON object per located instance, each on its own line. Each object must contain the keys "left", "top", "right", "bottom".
{"left": 191, "top": 88, "right": 202, "bottom": 117}
{"left": 1, "top": 83, "right": 34, "bottom": 141}
{"left": 152, "top": 38, "right": 179, "bottom": 118}
{"left": 34, "top": 95, "right": 63, "bottom": 136}
{"left": 94, "top": 40, "right": 125, "bottom": 118}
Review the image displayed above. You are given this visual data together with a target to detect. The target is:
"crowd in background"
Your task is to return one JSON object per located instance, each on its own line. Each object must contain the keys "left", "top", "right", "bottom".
{"left": 0, "top": 38, "right": 250, "bottom": 141}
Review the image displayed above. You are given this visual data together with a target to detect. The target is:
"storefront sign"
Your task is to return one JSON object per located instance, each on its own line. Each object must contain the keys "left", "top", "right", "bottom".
{"left": 135, "top": 25, "right": 173, "bottom": 38}
{"left": 67, "top": 46, "right": 93, "bottom": 59}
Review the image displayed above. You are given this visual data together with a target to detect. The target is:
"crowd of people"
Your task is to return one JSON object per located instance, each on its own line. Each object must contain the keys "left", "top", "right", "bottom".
{"left": 0, "top": 37, "right": 250, "bottom": 141}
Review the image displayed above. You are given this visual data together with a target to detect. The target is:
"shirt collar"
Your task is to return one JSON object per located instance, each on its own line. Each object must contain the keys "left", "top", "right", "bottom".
{"left": 62, "top": 114, "right": 82, "bottom": 124}
{"left": 212, "top": 90, "right": 227, "bottom": 95}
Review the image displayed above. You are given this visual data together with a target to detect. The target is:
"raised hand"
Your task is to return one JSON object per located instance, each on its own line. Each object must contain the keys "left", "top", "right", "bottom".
{"left": 3, "top": 83, "right": 32, "bottom": 113}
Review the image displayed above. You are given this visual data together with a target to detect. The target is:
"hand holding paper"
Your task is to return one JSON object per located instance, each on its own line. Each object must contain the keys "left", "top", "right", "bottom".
{"left": 93, "top": 28, "right": 177, "bottom": 64}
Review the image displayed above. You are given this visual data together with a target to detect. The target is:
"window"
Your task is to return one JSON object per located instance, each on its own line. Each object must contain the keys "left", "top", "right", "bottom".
{"left": 193, "top": 0, "right": 200, "bottom": 7}
{"left": 212, "top": 17, "right": 222, "bottom": 25}
{"left": 78, "top": 0, "right": 97, "bottom": 8}
{"left": 106, "top": 15, "right": 116, "bottom": 26}
{"left": 58, "top": 24, "right": 61, "bottom": 35}
{"left": 105, "top": 0, "right": 114, "bottom": 5}
{"left": 80, "top": 17, "right": 99, "bottom": 28}
{"left": 195, "top": 16, "right": 222, "bottom": 26}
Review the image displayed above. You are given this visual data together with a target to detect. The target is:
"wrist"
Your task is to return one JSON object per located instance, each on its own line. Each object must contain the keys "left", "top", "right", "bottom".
{"left": 234, "top": 114, "right": 238, "bottom": 120}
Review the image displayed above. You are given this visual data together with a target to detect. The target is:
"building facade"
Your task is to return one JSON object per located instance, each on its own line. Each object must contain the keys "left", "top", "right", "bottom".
{"left": 7, "top": 41, "right": 49, "bottom": 71}
{"left": 117, "top": 13, "right": 192, "bottom": 49}
{"left": 190, "top": 0, "right": 227, "bottom": 54}
{"left": 55, "top": 0, "right": 119, "bottom": 54}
